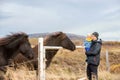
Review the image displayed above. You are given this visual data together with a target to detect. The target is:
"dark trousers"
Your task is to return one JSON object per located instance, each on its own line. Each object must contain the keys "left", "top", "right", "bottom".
{"left": 87, "top": 64, "right": 98, "bottom": 80}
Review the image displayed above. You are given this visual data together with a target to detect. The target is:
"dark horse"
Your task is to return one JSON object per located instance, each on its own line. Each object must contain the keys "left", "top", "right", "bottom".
{"left": 32, "top": 31, "right": 76, "bottom": 69}
{"left": 0, "top": 32, "right": 34, "bottom": 80}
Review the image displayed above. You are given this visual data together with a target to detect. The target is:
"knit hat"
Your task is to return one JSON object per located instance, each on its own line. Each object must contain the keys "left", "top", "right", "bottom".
{"left": 92, "top": 32, "right": 99, "bottom": 38}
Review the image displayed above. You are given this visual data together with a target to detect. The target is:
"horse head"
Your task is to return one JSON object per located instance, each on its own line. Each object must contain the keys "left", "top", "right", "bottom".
{"left": 44, "top": 31, "right": 76, "bottom": 68}
{"left": 18, "top": 34, "right": 34, "bottom": 59}
{"left": 44, "top": 31, "right": 76, "bottom": 51}
{"left": 5, "top": 32, "right": 34, "bottom": 60}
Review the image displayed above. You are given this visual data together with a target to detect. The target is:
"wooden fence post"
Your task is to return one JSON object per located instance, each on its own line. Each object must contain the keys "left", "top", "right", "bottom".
{"left": 106, "top": 50, "right": 110, "bottom": 72}
{"left": 38, "top": 38, "right": 45, "bottom": 80}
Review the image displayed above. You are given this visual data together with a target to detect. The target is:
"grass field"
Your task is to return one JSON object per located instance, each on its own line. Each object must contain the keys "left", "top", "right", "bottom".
{"left": 4, "top": 38, "right": 120, "bottom": 80}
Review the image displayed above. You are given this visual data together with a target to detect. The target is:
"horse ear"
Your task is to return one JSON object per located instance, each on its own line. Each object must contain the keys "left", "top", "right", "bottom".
{"left": 52, "top": 32, "right": 63, "bottom": 37}
{"left": 25, "top": 35, "right": 28, "bottom": 38}
{"left": 58, "top": 32, "right": 66, "bottom": 40}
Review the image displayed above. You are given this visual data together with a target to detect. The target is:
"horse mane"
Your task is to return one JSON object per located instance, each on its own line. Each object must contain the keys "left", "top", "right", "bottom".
{"left": 0, "top": 32, "right": 28, "bottom": 47}
{"left": 44, "top": 31, "right": 66, "bottom": 45}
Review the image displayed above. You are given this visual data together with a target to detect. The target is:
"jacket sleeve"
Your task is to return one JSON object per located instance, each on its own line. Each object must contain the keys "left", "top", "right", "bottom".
{"left": 86, "top": 43, "right": 101, "bottom": 56}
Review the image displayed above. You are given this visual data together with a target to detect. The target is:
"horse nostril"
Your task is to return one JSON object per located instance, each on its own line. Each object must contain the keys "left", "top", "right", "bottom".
{"left": 72, "top": 46, "right": 76, "bottom": 51}
{"left": 74, "top": 46, "right": 76, "bottom": 50}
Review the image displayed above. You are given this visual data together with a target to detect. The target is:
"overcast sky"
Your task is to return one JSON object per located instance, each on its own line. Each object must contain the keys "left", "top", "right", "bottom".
{"left": 0, "top": 0, "right": 120, "bottom": 41}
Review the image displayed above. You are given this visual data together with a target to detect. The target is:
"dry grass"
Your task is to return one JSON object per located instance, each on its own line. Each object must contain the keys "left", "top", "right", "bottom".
{"left": 110, "top": 64, "right": 120, "bottom": 73}
{"left": 5, "top": 65, "right": 37, "bottom": 80}
{"left": 29, "top": 38, "right": 38, "bottom": 45}
{"left": 4, "top": 39, "right": 120, "bottom": 80}
{"left": 45, "top": 49, "right": 86, "bottom": 80}
{"left": 99, "top": 71, "right": 120, "bottom": 80}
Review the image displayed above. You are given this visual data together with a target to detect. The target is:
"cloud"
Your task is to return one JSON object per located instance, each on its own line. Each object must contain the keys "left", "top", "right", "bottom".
{"left": 0, "top": 3, "right": 62, "bottom": 28}
{"left": 0, "top": 0, "right": 120, "bottom": 41}
{"left": 101, "top": 31, "right": 120, "bottom": 41}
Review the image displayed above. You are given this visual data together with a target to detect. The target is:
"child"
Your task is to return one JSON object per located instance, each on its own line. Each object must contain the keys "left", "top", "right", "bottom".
{"left": 84, "top": 33, "right": 92, "bottom": 51}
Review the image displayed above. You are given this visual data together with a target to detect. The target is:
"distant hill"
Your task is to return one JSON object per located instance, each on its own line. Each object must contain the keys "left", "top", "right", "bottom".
{"left": 29, "top": 33, "right": 85, "bottom": 41}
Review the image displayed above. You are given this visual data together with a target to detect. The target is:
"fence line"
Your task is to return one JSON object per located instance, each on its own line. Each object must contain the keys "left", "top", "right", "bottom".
{"left": 38, "top": 38, "right": 109, "bottom": 80}
{"left": 38, "top": 38, "right": 84, "bottom": 80}
{"left": 44, "top": 45, "right": 84, "bottom": 49}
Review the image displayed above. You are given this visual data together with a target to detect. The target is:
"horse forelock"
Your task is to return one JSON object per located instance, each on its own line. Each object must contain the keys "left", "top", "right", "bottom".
{"left": 0, "top": 32, "right": 28, "bottom": 47}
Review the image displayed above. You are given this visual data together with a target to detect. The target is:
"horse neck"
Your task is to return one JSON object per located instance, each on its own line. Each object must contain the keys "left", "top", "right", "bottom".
{"left": 5, "top": 37, "right": 22, "bottom": 59}
{"left": 44, "top": 38, "right": 61, "bottom": 46}
{"left": 5, "top": 48, "right": 19, "bottom": 60}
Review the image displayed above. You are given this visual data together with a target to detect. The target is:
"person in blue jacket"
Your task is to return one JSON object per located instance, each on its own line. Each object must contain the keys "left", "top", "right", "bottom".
{"left": 85, "top": 32, "right": 102, "bottom": 80}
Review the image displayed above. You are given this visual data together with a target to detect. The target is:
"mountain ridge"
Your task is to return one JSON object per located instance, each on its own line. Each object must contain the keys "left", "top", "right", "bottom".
{"left": 29, "top": 33, "right": 85, "bottom": 41}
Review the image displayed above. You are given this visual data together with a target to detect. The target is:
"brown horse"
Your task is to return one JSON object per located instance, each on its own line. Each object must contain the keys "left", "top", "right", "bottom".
{"left": 32, "top": 31, "right": 76, "bottom": 69}
{"left": 0, "top": 32, "right": 34, "bottom": 80}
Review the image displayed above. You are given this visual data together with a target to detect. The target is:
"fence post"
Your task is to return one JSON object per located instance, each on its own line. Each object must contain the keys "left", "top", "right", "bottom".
{"left": 38, "top": 38, "right": 45, "bottom": 80}
{"left": 106, "top": 50, "right": 110, "bottom": 72}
